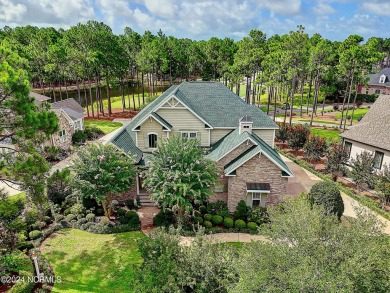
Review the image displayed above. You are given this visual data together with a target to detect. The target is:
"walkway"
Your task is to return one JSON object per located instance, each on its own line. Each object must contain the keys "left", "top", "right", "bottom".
{"left": 282, "top": 155, "right": 390, "bottom": 234}
{"left": 137, "top": 206, "right": 160, "bottom": 231}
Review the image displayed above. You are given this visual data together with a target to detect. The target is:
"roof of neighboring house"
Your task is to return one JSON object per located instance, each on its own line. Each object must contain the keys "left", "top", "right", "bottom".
{"left": 51, "top": 98, "right": 84, "bottom": 120}
{"left": 367, "top": 68, "right": 390, "bottom": 87}
{"left": 206, "top": 129, "right": 293, "bottom": 177}
{"left": 111, "top": 129, "right": 143, "bottom": 163}
{"left": 30, "top": 92, "right": 51, "bottom": 102}
{"left": 340, "top": 94, "right": 390, "bottom": 151}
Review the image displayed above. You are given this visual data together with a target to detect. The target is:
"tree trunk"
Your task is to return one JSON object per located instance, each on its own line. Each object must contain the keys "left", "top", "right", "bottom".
{"left": 273, "top": 86, "right": 277, "bottom": 122}
{"left": 289, "top": 76, "right": 295, "bottom": 126}
{"left": 299, "top": 79, "right": 304, "bottom": 117}
{"left": 88, "top": 74, "right": 94, "bottom": 118}
{"left": 142, "top": 72, "right": 145, "bottom": 105}
{"left": 310, "top": 74, "right": 320, "bottom": 126}
{"left": 76, "top": 77, "right": 81, "bottom": 105}
{"left": 83, "top": 79, "right": 89, "bottom": 117}
{"left": 343, "top": 75, "right": 355, "bottom": 130}
{"left": 306, "top": 72, "right": 313, "bottom": 115}
{"left": 339, "top": 70, "right": 354, "bottom": 129}
{"left": 350, "top": 87, "right": 358, "bottom": 126}
{"left": 106, "top": 77, "right": 111, "bottom": 117}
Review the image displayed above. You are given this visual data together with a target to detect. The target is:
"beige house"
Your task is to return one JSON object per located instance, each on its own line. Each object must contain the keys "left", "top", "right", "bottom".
{"left": 110, "top": 81, "right": 293, "bottom": 211}
{"left": 340, "top": 94, "right": 390, "bottom": 171}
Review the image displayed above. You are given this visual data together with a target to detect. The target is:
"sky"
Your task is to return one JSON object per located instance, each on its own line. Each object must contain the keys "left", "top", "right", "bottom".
{"left": 0, "top": 0, "right": 389, "bottom": 41}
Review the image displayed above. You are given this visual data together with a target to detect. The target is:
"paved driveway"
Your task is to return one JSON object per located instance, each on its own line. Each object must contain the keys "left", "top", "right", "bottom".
{"left": 282, "top": 155, "right": 390, "bottom": 234}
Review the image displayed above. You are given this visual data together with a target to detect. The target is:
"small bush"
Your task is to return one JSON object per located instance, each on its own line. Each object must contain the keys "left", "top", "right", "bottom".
{"left": 247, "top": 222, "right": 258, "bottom": 231}
{"left": 223, "top": 217, "right": 234, "bottom": 228}
{"left": 211, "top": 215, "right": 223, "bottom": 225}
{"left": 199, "top": 205, "right": 207, "bottom": 213}
{"left": 203, "top": 221, "right": 212, "bottom": 228}
{"left": 235, "top": 219, "right": 246, "bottom": 230}
{"left": 207, "top": 200, "right": 229, "bottom": 218}
{"left": 309, "top": 181, "right": 344, "bottom": 219}
{"left": 195, "top": 216, "right": 203, "bottom": 224}
{"left": 119, "top": 217, "right": 129, "bottom": 224}
{"left": 84, "top": 126, "right": 104, "bottom": 140}
{"left": 204, "top": 214, "right": 213, "bottom": 221}
{"left": 153, "top": 210, "right": 175, "bottom": 227}
{"left": 66, "top": 214, "right": 76, "bottom": 221}
{"left": 129, "top": 216, "right": 141, "bottom": 227}
{"left": 72, "top": 130, "right": 87, "bottom": 145}
{"left": 125, "top": 210, "right": 138, "bottom": 219}
{"left": 36, "top": 221, "right": 47, "bottom": 229}
{"left": 99, "top": 216, "right": 110, "bottom": 226}
{"left": 248, "top": 207, "right": 269, "bottom": 225}
{"left": 29, "top": 230, "right": 42, "bottom": 240}
{"left": 86, "top": 213, "right": 95, "bottom": 222}
{"left": 333, "top": 104, "right": 339, "bottom": 111}
{"left": 117, "top": 208, "right": 127, "bottom": 216}
{"left": 77, "top": 218, "right": 88, "bottom": 225}
{"left": 60, "top": 220, "right": 69, "bottom": 228}
{"left": 125, "top": 199, "right": 135, "bottom": 209}
{"left": 234, "top": 200, "right": 249, "bottom": 221}
{"left": 96, "top": 208, "right": 104, "bottom": 215}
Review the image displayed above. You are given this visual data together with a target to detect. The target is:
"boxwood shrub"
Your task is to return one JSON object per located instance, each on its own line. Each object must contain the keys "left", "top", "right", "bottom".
{"left": 235, "top": 219, "right": 246, "bottom": 229}
{"left": 66, "top": 213, "right": 76, "bottom": 221}
{"left": 195, "top": 216, "right": 203, "bottom": 224}
{"left": 204, "top": 213, "right": 212, "bottom": 222}
{"left": 211, "top": 215, "right": 223, "bottom": 225}
{"left": 203, "top": 221, "right": 212, "bottom": 228}
{"left": 223, "top": 217, "right": 234, "bottom": 228}
{"left": 247, "top": 222, "right": 258, "bottom": 231}
{"left": 28, "top": 230, "right": 42, "bottom": 240}
{"left": 309, "top": 181, "right": 344, "bottom": 219}
{"left": 117, "top": 208, "right": 127, "bottom": 216}
{"left": 125, "top": 210, "right": 138, "bottom": 219}
{"left": 86, "top": 213, "right": 95, "bottom": 222}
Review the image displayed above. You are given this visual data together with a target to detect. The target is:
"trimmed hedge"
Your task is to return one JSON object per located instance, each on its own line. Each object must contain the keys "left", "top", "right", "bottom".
{"left": 86, "top": 213, "right": 95, "bottom": 222}
{"left": 309, "top": 181, "right": 344, "bottom": 219}
{"left": 28, "top": 230, "right": 42, "bottom": 240}
{"left": 278, "top": 149, "right": 390, "bottom": 221}
{"left": 203, "top": 221, "right": 212, "bottom": 228}
{"left": 195, "top": 216, "right": 203, "bottom": 224}
{"left": 117, "top": 208, "right": 127, "bottom": 216}
{"left": 125, "top": 210, "right": 138, "bottom": 219}
{"left": 235, "top": 219, "right": 246, "bottom": 229}
{"left": 211, "top": 215, "right": 223, "bottom": 225}
{"left": 247, "top": 222, "right": 258, "bottom": 231}
{"left": 223, "top": 217, "right": 234, "bottom": 228}
{"left": 8, "top": 250, "right": 34, "bottom": 293}
{"left": 204, "top": 214, "right": 213, "bottom": 222}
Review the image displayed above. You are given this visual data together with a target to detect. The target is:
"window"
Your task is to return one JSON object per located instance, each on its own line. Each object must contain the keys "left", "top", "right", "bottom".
{"left": 251, "top": 192, "right": 261, "bottom": 207}
{"left": 243, "top": 125, "right": 250, "bottom": 129}
{"left": 344, "top": 141, "right": 352, "bottom": 158}
{"left": 375, "top": 89, "right": 381, "bottom": 94}
{"left": 379, "top": 75, "right": 386, "bottom": 84}
{"left": 59, "top": 130, "right": 67, "bottom": 143}
{"left": 373, "top": 151, "right": 384, "bottom": 169}
{"left": 148, "top": 133, "right": 158, "bottom": 148}
{"left": 181, "top": 131, "right": 198, "bottom": 140}
{"left": 75, "top": 120, "right": 81, "bottom": 130}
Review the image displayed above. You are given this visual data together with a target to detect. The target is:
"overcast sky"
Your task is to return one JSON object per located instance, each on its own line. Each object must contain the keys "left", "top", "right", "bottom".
{"left": 0, "top": 0, "right": 389, "bottom": 41}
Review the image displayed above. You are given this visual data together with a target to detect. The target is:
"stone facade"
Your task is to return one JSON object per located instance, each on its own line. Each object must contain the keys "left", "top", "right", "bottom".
{"left": 226, "top": 153, "right": 288, "bottom": 211}
{"left": 216, "top": 140, "right": 254, "bottom": 168}
{"left": 47, "top": 111, "right": 73, "bottom": 150}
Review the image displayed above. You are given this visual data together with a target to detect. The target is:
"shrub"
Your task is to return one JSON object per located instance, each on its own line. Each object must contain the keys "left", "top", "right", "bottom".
{"left": 125, "top": 199, "right": 135, "bottom": 209}
{"left": 211, "top": 215, "right": 223, "bottom": 225}
{"left": 303, "top": 134, "right": 327, "bottom": 162}
{"left": 247, "top": 222, "right": 258, "bottom": 231}
{"left": 72, "top": 130, "right": 87, "bottom": 145}
{"left": 129, "top": 216, "right": 141, "bottom": 227}
{"left": 287, "top": 124, "right": 310, "bottom": 151}
{"left": 203, "top": 221, "right": 212, "bottom": 228}
{"left": 96, "top": 208, "right": 104, "bottom": 215}
{"left": 235, "top": 219, "right": 246, "bottom": 230}
{"left": 66, "top": 214, "right": 76, "bottom": 221}
{"left": 153, "top": 210, "right": 175, "bottom": 227}
{"left": 70, "top": 203, "right": 85, "bottom": 217}
{"left": 117, "top": 208, "right": 127, "bottom": 216}
{"left": 234, "top": 200, "right": 249, "bottom": 221}
{"left": 60, "top": 220, "right": 69, "bottom": 228}
{"left": 43, "top": 146, "right": 68, "bottom": 162}
{"left": 223, "top": 217, "right": 234, "bottom": 228}
{"left": 84, "top": 126, "right": 104, "bottom": 140}
{"left": 119, "top": 217, "right": 130, "bottom": 224}
{"left": 350, "top": 151, "right": 375, "bottom": 190}
{"left": 199, "top": 205, "right": 207, "bottom": 213}
{"left": 86, "top": 213, "right": 95, "bottom": 222}
{"left": 207, "top": 200, "right": 229, "bottom": 218}
{"left": 77, "top": 218, "right": 88, "bottom": 226}
{"left": 111, "top": 200, "right": 119, "bottom": 211}
{"left": 81, "top": 222, "right": 96, "bottom": 231}
{"left": 54, "top": 214, "right": 64, "bottom": 222}
{"left": 333, "top": 104, "right": 339, "bottom": 111}
{"left": 125, "top": 210, "right": 138, "bottom": 220}
{"left": 276, "top": 123, "right": 289, "bottom": 143}
{"left": 99, "top": 216, "right": 110, "bottom": 226}
{"left": 204, "top": 214, "right": 213, "bottom": 221}
{"left": 44, "top": 216, "right": 51, "bottom": 224}
{"left": 195, "top": 216, "right": 203, "bottom": 224}
{"left": 47, "top": 168, "right": 72, "bottom": 206}
{"left": 326, "top": 142, "right": 349, "bottom": 181}
{"left": 29, "top": 230, "right": 42, "bottom": 240}
{"left": 248, "top": 207, "right": 269, "bottom": 225}
{"left": 309, "top": 181, "right": 344, "bottom": 219}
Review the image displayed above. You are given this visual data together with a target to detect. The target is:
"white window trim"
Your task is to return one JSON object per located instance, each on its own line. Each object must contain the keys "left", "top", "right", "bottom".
{"left": 373, "top": 151, "right": 384, "bottom": 170}
{"left": 59, "top": 130, "right": 67, "bottom": 143}
{"left": 180, "top": 131, "right": 198, "bottom": 140}
{"left": 147, "top": 132, "right": 158, "bottom": 149}
{"left": 247, "top": 191, "right": 268, "bottom": 208}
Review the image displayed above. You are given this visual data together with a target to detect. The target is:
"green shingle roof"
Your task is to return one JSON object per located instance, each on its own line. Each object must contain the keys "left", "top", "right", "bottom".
{"left": 111, "top": 129, "right": 143, "bottom": 163}
{"left": 224, "top": 146, "right": 261, "bottom": 175}
{"left": 151, "top": 112, "right": 172, "bottom": 130}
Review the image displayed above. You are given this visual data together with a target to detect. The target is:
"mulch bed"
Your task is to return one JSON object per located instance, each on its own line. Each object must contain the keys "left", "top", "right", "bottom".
{"left": 84, "top": 110, "right": 139, "bottom": 121}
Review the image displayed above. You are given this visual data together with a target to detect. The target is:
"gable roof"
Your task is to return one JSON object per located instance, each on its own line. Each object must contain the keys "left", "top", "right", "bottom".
{"left": 30, "top": 92, "right": 51, "bottom": 102}
{"left": 340, "top": 94, "right": 390, "bottom": 151}
{"left": 206, "top": 129, "right": 293, "bottom": 177}
{"left": 51, "top": 98, "right": 84, "bottom": 120}
{"left": 111, "top": 129, "right": 143, "bottom": 163}
{"left": 367, "top": 68, "right": 390, "bottom": 87}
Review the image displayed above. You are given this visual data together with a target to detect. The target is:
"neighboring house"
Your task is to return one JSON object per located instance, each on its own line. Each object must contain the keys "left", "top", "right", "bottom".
{"left": 109, "top": 81, "right": 293, "bottom": 211}
{"left": 358, "top": 68, "right": 390, "bottom": 95}
{"left": 30, "top": 94, "right": 85, "bottom": 150}
{"left": 340, "top": 94, "right": 390, "bottom": 171}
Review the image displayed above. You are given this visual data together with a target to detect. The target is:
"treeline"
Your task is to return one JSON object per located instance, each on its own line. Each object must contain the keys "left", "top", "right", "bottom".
{"left": 1, "top": 21, "right": 389, "bottom": 123}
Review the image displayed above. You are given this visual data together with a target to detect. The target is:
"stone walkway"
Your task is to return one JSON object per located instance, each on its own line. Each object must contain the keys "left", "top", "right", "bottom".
{"left": 137, "top": 206, "right": 160, "bottom": 230}
{"left": 281, "top": 155, "right": 390, "bottom": 234}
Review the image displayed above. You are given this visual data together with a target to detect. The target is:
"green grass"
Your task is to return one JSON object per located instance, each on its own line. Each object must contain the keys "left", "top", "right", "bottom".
{"left": 296, "top": 119, "right": 340, "bottom": 125}
{"left": 309, "top": 128, "right": 342, "bottom": 143}
{"left": 84, "top": 120, "right": 123, "bottom": 134}
{"left": 41, "top": 229, "right": 146, "bottom": 293}
{"left": 7, "top": 192, "right": 26, "bottom": 201}
{"left": 335, "top": 108, "right": 368, "bottom": 121}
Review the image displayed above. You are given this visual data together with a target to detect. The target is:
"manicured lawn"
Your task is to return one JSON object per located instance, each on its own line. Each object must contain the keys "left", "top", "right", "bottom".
{"left": 87, "top": 93, "right": 162, "bottom": 111}
{"left": 84, "top": 120, "right": 123, "bottom": 134}
{"left": 334, "top": 108, "right": 368, "bottom": 121}
{"left": 41, "top": 229, "right": 146, "bottom": 293}
{"left": 297, "top": 119, "right": 340, "bottom": 125}
{"left": 310, "top": 128, "right": 342, "bottom": 143}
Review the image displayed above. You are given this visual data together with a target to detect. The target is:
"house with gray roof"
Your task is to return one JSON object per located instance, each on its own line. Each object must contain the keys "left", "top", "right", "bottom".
{"left": 340, "top": 94, "right": 390, "bottom": 171}
{"left": 109, "top": 81, "right": 293, "bottom": 211}
{"left": 358, "top": 68, "right": 390, "bottom": 95}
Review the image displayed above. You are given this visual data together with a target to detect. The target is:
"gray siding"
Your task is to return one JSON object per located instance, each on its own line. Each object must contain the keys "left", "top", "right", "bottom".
{"left": 252, "top": 129, "right": 275, "bottom": 147}
{"left": 137, "top": 117, "right": 167, "bottom": 152}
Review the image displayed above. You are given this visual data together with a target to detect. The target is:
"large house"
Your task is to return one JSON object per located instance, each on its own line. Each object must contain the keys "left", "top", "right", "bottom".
{"left": 358, "top": 68, "right": 390, "bottom": 95}
{"left": 109, "top": 82, "right": 293, "bottom": 211}
{"left": 340, "top": 94, "right": 390, "bottom": 171}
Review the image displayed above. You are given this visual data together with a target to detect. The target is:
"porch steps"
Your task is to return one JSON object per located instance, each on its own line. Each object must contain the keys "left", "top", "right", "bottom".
{"left": 139, "top": 195, "right": 157, "bottom": 207}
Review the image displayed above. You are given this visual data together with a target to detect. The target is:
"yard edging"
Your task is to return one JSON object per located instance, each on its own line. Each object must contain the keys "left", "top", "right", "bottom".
{"left": 278, "top": 149, "right": 390, "bottom": 221}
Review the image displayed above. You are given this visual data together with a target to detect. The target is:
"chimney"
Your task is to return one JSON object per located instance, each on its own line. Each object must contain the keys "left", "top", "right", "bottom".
{"left": 239, "top": 115, "right": 253, "bottom": 134}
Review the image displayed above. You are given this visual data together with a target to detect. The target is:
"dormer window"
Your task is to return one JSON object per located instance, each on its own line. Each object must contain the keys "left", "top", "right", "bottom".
{"left": 379, "top": 74, "right": 386, "bottom": 84}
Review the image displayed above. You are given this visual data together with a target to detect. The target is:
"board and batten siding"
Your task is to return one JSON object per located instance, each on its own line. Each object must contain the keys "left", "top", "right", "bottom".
{"left": 137, "top": 117, "right": 167, "bottom": 152}
{"left": 157, "top": 108, "right": 209, "bottom": 146}
{"left": 210, "top": 129, "right": 232, "bottom": 144}
{"left": 252, "top": 129, "right": 275, "bottom": 147}
{"left": 344, "top": 139, "right": 390, "bottom": 170}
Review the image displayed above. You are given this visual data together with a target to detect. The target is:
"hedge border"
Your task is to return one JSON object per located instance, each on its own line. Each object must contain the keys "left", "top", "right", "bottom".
{"left": 278, "top": 149, "right": 390, "bottom": 221}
